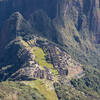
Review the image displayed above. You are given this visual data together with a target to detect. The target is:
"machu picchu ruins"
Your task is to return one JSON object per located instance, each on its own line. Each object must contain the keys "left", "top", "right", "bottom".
{"left": 5, "top": 36, "right": 84, "bottom": 82}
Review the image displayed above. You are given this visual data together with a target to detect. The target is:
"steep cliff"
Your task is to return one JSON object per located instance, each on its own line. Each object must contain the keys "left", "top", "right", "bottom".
{"left": 0, "top": 12, "right": 32, "bottom": 50}
{"left": 0, "top": 0, "right": 100, "bottom": 44}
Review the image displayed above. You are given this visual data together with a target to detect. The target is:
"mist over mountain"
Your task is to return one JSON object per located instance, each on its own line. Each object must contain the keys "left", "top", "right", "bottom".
{"left": 0, "top": 0, "right": 100, "bottom": 100}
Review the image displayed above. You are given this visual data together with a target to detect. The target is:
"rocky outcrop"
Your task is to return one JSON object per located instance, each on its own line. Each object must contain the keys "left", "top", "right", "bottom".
{"left": 29, "top": 10, "right": 58, "bottom": 42}
{"left": 58, "top": 0, "right": 100, "bottom": 43}
{"left": 0, "top": 12, "right": 32, "bottom": 50}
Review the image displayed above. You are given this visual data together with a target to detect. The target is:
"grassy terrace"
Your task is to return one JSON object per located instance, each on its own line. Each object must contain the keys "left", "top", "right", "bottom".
{"left": 13, "top": 38, "right": 59, "bottom": 100}
{"left": 23, "top": 80, "right": 58, "bottom": 100}
{"left": 18, "top": 38, "right": 59, "bottom": 100}
{"left": 0, "top": 81, "right": 46, "bottom": 100}
{"left": 19, "top": 37, "right": 58, "bottom": 76}
{"left": 32, "top": 46, "right": 58, "bottom": 75}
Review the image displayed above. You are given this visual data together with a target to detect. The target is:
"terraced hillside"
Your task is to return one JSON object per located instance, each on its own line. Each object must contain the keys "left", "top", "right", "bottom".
{"left": 0, "top": 0, "right": 100, "bottom": 100}
{"left": 0, "top": 36, "right": 86, "bottom": 100}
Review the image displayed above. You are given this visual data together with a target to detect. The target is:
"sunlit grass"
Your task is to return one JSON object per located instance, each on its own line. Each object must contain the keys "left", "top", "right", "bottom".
{"left": 23, "top": 80, "right": 58, "bottom": 100}
{"left": 32, "top": 47, "right": 58, "bottom": 75}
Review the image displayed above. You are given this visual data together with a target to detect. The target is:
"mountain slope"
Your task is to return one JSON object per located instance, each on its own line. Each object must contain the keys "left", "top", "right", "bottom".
{"left": 0, "top": 81, "right": 47, "bottom": 100}
{"left": 0, "top": 0, "right": 100, "bottom": 100}
{"left": 0, "top": 0, "right": 100, "bottom": 44}
{"left": 0, "top": 12, "right": 32, "bottom": 50}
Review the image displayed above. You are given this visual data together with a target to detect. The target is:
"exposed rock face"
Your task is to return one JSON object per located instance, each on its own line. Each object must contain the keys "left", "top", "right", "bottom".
{"left": 29, "top": 10, "right": 58, "bottom": 42}
{"left": 59, "top": 0, "right": 100, "bottom": 43}
{"left": 0, "top": 0, "right": 100, "bottom": 43}
{"left": 90, "top": 0, "right": 100, "bottom": 43}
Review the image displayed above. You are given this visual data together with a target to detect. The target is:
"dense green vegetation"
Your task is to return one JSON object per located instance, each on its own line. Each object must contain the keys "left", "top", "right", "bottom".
{"left": 71, "top": 65, "right": 100, "bottom": 99}
{"left": 0, "top": 81, "right": 46, "bottom": 100}
{"left": 54, "top": 64, "right": 100, "bottom": 100}
{"left": 54, "top": 82, "right": 91, "bottom": 100}
{"left": 23, "top": 80, "right": 58, "bottom": 100}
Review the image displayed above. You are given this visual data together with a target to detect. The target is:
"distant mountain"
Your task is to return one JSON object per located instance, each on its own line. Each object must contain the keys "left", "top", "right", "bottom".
{"left": 0, "top": 0, "right": 100, "bottom": 44}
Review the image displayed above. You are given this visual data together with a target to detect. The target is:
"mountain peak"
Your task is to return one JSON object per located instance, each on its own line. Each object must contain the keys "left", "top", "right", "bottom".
{"left": 0, "top": 12, "right": 31, "bottom": 49}
{"left": 10, "top": 12, "right": 24, "bottom": 31}
{"left": 11, "top": 11, "right": 23, "bottom": 18}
